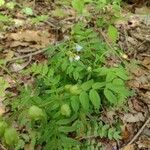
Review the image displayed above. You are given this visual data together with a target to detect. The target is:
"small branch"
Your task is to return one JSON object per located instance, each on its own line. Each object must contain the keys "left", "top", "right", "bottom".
{"left": 6, "top": 49, "right": 47, "bottom": 62}
{"left": 128, "top": 116, "right": 150, "bottom": 145}
{"left": 76, "top": 135, "right": 97, "bottom": 141}
{"left": 121, "top": 115, "right": 150, "bottom": 149}
{"left": 0, "top": 144, "right": 8, "bottom": 150}
{"left": 97, "top": 29, "right": 124, "bottom": 62}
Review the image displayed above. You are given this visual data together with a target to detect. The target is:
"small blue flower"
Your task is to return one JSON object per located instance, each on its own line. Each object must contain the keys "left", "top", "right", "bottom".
{"left": 76, "top": 44, "right": 83, "bottom": 52}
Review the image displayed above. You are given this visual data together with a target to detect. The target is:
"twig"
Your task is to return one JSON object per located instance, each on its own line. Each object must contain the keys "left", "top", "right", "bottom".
{"left": 76, "top": 135, "right": 97, "bottom": 140}
{"left": 0, "top": 65, "right": 21, "bottom": 87}
{"left": 121, "top": 116, "right": 150, "bottom": 149}
{"left": 10, "top": 56, "right": 32, "bottom": 72}
{"left": 17, "top": 48, "right": 37, "bottom": 53}
{"left": 123, "top": 26, "right": 129, "bottom": 52}
{"left": 135, "top": 40, "right": 146, "bottom": 50}
{"left": 6, "top": 49, "right": 47, "bottom": 62}
{"left": 0, "top": 144, "right": 8, "bottom": 150}
{"left": 128, "top": 116, "right": 150, "bottom": 145}
{"left": 140, "top": 54, "right": 150, "bottom": 57}
{"left": 97, "top": 29, "right": 124, "bottom": 62}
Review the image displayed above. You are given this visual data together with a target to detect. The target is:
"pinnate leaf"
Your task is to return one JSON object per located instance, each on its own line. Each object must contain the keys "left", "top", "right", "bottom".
{"left": 92, "top": 82, "right": 105, "bottom": 89}
{"left": 104, "top": 88, "right": 117, "bottom": 105}
{"left": 89, "top": 89, "right": 101, "bottom": 109}
{"left": 72, "top": 0, "right": 85, "bottom": 13}
{"left": 71, "top": 96, "right": 79, "bottom": 113}
{"left": 108, "top": 25, "right": 118, "bottom": 43}
{"left": 81, "top": 79, "right": 94, "bottom": 91}
{"left": 79, "top": 91, "right": 89, "bottom": 111}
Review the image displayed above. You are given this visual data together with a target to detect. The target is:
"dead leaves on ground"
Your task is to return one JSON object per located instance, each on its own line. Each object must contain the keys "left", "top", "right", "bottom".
{"left": 5, "top": 29, "right": 56, "bottom": 49}
{"left": 121, "top": 144, "right": 135, "bottom": 150}
{"left": 123, "top": 113, "right": 145, "bottom": 123}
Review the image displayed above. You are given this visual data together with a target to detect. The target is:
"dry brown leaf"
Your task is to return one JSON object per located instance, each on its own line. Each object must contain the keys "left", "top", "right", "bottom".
{"left": 9, "top": 63, "right": 26, "bottom": 72}
{"left": 128, "top": 80, "right": 140, "bottom": 88}
{"left": 123, "top": 113, "right": 145, "bottom": 123}
{"left": 9, "top": 30, "right": 49, "bottom": 43}
{"left": 142, "top": 128, "right": 150, "bottom": 137}
{"left": 142, "top": 57, "right": 150, "bottom": 70}
{"left": 132, "top": 99, "right": 144, "bottom": 112}
{"left": 9, "top": 59, "right": 31, "bottom": 72}
{"left": 140, "top": 91, "right": 150, "bottom": 105}
{"left": 135, "top": 6, "right": 150, "bottom": 15}
{"left": 10, "top": 41, "right": 29, "bottom": 47}
{"left": 7, "top": 30, "right": 56, "bottom": 49}
{"left": 5, "top": 50, "right": 15, "bottom": 60}
{"left": 121, "top": 125, "right": 131, "bottom": 141}
{"left": 121, "top": 144, "right": 134, "bottom": 150}
{"left": 137, "top": 138, "right": 150, "bottom": 149}
{"left": 101, "top": 141, "right": 117, "bottom": 150}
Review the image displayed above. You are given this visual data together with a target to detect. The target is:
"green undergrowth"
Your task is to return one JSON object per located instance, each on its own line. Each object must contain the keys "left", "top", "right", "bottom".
{"left": 1, "top": 23, "right": 131, "bottom": 150}
{"left": 0, "top": 0, "right": 132, "bottom": 149}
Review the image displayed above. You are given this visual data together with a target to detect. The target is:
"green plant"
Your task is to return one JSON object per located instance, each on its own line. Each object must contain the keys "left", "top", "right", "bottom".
{"left": 4, "top": 128, "right": 19, "bottom": 147}
{"left": 0, "top": 0, "right": 16, "bottom": 10}
{"left": 72, "top": 0, "right": 85, "bottom": 14}
{"left": 0, "top": 119, "right": 20, "bottom": 149}
{"left": 0, "top": 121, "right": 8, "bottom": 137}
{"left": 0, "top": 77, "right": 10, "bottom": 99}
{"left": 0, "top": 0, "right": 131, "bottom": 149}
{"left": 31, "top": 15, "right": 48, "bottom": 24}
{"left": 81, "top": 120, "right": 121, "bottom": 149}
{"left": 22, "top": 7, "right": 33, "bottom": 16}
{"left": 3, "top": 21, "right": 130, "bottom": 149}
{"left": 0, "top": 0, "right": 5, "bottom": 6}
{"left": 0, "top": 13, "right": 12, "bottom": 24}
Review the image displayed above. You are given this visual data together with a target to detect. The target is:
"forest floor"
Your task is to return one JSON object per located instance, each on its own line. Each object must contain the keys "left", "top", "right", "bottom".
{"left": 0, "top": 1, "right": 150, "bottom": 150}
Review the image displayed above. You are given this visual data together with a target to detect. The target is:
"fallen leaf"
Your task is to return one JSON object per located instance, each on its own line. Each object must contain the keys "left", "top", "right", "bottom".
{"left": 135, "top": 6, "right": 150, "bottom": 15}
{"left": 121, "top": 125, "right": 131, "bottom": 141}
{"left": 142, "top": 128, "right": 150, "bottom": 137}
{"left": 142, "top": 57, "right": 150, "bottom": 70}
{"left": 9, "top": 30, "right": 48, "bottom": 42}
{"left": 137, "top": 137, "right": 150, "bottom": 149}
{"left": 9, "top": 41, "right": 29, "bottom": 47}
{"left": 9, "top": 63, "right": 26, "bottom": 72}
{"left": 132, "top": 99, "right": 145, "bottom": 112}
{"left": 140, "top": 91, "right": 150, "bottom": 105}
{"left": 9, "top": 60, "right": 31, "bottom": 72}
{"left": 5, "top": 50, "right": 14, "bottom": 60}
{"left": 121, "top": 144, "right": 134, "bottom": 150}
{"left": 7, "top": 30, "right": 56, "bottom": 49}
{"left": 123, "top": 113, "right": 145, "bottom": 123}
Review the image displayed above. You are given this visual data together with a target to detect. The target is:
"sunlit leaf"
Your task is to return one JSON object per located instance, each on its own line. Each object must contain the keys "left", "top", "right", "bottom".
{"left": 22, "top": 7, "right": 33, "bottom": 16}
{"left": 108, "top": 25, "right": 118, "bottom": 43}
{"left": 79, "top": 91, "right": 89, "bottom": 111}
{"left": 89, "top": 89, "right": 101, "bottom": 109}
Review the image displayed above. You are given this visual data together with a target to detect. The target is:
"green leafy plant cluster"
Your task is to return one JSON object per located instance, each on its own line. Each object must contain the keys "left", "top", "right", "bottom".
{"left": 0, "top": 0, "right": 48, "bottom": 26}
{"left": 0, "top": 119, "right": 19, "bottom": 149}
{"left": 71, "top": 0, "right": 122, "bottom": 14}
{"left": 2, "top": 22, "right": 131, "bottom": 149}
{"left": 81, "top": 120, "right": 121, "bottom": 149}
